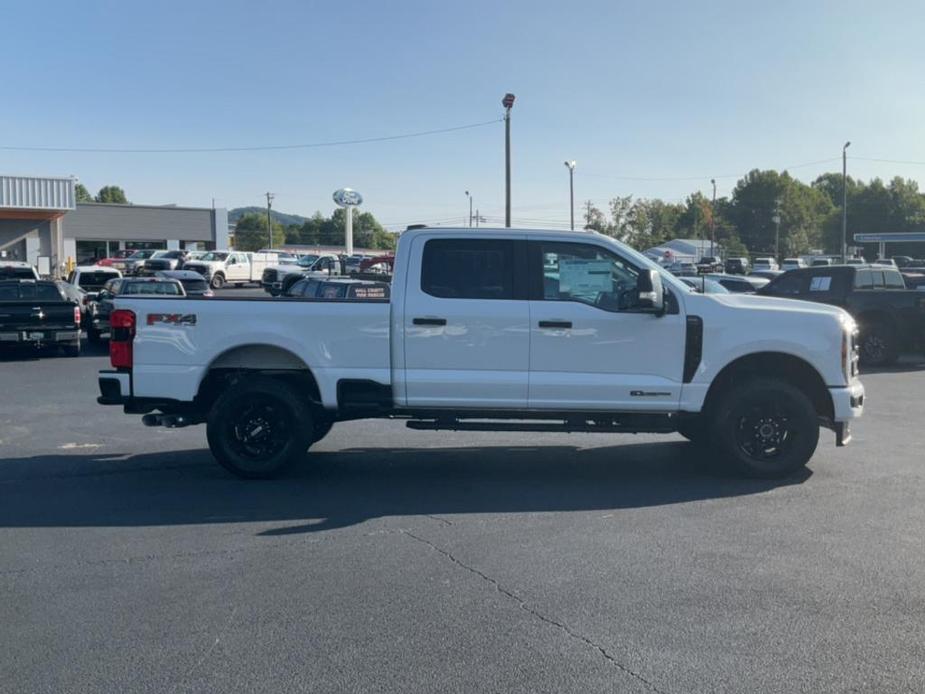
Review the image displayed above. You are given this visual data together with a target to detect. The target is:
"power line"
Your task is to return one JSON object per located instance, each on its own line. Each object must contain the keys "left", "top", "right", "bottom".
{"left": 849, "top": 155, "right": 925, "bottom": 167}
{"left": 580, "top": 156, "right": 842, "bottom": 183}
{"left": 0, "top": 118, "right": 503, "bottom": 153}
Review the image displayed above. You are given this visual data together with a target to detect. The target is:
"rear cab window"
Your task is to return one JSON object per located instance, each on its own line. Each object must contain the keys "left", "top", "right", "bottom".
{"left": 421, "top": 238, "right": 516, "bottom": 300}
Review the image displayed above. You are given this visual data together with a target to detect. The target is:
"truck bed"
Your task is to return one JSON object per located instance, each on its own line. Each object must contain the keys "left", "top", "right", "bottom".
{"left": 113, "top": 295, "right": 392, "bottom": 407}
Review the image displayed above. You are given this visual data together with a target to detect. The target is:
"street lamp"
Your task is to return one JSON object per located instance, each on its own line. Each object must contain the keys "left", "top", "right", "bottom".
{"left": 564, "top": 161, "right": 576, "bottom": 230}
{"left": 842, "top": 141, "right": 851, "bottom": 261}
{"left": 465, "top": 190, "right": 473, "bottom": 227}
{"left": 772, "top": 199, "right": 782, "bottom": 262}
{"left": 502, "top": 93, "right": 515, "bottom": 227}
{"left": 710, "top": 178, "right": 717, "bottom": 256}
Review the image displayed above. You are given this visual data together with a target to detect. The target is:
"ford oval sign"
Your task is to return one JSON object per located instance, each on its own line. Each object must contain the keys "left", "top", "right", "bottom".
{"left": 333, "top": 188, "right": 363, "bottom": 207}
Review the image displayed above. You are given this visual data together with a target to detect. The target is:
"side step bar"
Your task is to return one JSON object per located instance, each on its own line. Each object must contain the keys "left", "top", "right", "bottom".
{"left": 406, "top": 413, "right": 676, "bottom": 434}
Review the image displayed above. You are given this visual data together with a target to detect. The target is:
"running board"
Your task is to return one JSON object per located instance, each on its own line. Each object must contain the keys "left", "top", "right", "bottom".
{"left": 406, "top": 413, "right": 676, "bottom": 434}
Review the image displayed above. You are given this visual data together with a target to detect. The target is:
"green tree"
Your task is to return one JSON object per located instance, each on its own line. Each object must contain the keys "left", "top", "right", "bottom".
{"left": 233, "top": 212, "right": 285, "bottom": 251}
{"left": 582, "top": 200, "right": 608, "bottom": 231}
{"left": 95, "top": 185, "right": 128, "bottom": 204}
{"left": 729, "top": 170, "right": 832, "bottom": 257}
{"left": 75, "top": 183, "right": 93, "bottom": 203}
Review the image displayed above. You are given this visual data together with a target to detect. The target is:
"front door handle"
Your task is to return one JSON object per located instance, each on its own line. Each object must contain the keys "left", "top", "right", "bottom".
{"left": 538, "top": 320, "right": 572, "bottom": 329}
{"left": 413, "top": 317, "right": 447, "bottom": 326}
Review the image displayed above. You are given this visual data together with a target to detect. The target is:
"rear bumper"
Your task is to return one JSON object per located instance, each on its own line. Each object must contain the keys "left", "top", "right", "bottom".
{"left": 98, "top": 370, "right": 131, "bottom": 404}
{"left": 0, "top": 329, "right": 80, "bottom": 344}
{"left": 98, "top": 370, "right": 189, "bottom": 415}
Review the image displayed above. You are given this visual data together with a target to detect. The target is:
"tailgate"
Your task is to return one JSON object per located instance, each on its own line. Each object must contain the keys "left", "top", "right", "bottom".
{"left": 0, "top": 301, "right": 77, "bottom": 340}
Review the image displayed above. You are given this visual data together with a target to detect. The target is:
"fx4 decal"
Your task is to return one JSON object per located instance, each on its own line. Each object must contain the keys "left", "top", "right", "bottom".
{"left": 147, "top": 313, "right": 197, "bottom": 326}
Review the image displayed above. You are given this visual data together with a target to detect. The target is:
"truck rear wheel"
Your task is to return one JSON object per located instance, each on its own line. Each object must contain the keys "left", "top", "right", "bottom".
{"left": 206, "top": 376, "right": 314, "bottom": 479}
{"left": 709, "top": 377, "right": 819, "bottom": 478}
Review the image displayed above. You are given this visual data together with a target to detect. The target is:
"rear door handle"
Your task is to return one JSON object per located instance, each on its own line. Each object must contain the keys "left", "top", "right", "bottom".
{"left": 538, "top": 320, "right": 572, "bottom": 329}
{"left": 413, "top": 317, "right": 447, "bottom": 326}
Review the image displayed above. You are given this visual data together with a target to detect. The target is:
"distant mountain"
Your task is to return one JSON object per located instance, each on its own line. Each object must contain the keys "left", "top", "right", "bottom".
{"left": 228, "top": 207, "right": 310, "bottom": 227}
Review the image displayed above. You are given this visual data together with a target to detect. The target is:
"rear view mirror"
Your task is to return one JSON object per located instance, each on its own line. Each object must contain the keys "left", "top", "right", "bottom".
{"left": 637, "top": 270, "right": 665, "bottom": 314}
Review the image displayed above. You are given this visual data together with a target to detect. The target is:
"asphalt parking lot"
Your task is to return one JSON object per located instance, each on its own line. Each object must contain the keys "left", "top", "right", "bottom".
{"left": 2, "top": 322, "right": 925, "bottom": 693}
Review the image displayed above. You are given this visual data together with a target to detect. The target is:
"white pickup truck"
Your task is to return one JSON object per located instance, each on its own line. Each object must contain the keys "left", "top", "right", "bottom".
{"left": 183, "top": 251, "right": 280, "bottom": 290}
{"left": 97, "top": 227, "right": 865, "bottom": 479}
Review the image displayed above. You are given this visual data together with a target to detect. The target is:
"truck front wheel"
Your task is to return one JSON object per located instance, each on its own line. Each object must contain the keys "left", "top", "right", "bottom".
{"left": 206, "top": 376, "right": 314, "bottom": 479}
{"left": 859, "top": 321, "right": 898, "bottom": 367}
{"left": 210, "top": 273, "right": 225, "bottom": 290}
{"left": 709, "top": 378, "right": 819, "bottom": 478}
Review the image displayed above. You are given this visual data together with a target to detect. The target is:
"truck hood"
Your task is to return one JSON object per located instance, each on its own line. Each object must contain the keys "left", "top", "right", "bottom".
{"left": 689, "top": 291, "right": 854, "bottom": 326}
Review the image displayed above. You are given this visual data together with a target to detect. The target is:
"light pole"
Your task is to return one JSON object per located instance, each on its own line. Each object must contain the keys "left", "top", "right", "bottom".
{"left": 842, "top": 141, "right": 851, "bottom": 261}
{"left": 465, "top": 190, "right": 473, "bottom": 227}
{"left": 772, "top": 199, "right": 781, "bottom": 262}
{"left": 564, "top": 161, "right": 576, "bottom": 230}
{"left": 502, "top": 93, "right": 515, "bottom": 227}
{"left": 710, "top": 179, "right": 716, "bottom": 256}
{"left": 265, "top": 192, "right": 274, "bottom": 249}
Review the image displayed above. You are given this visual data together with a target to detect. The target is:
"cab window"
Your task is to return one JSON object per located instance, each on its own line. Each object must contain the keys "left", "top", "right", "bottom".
{"left": 533, "top": 241, "right": 641, "bottom": 312}
{"left": 854, "top": 269, "right": 874, "bottom": 290}
{"left": 884, "top": 271, "right": 906, "bottom": 289}
{"left": 421, "top": 239, "right": 515, "bottom": 300}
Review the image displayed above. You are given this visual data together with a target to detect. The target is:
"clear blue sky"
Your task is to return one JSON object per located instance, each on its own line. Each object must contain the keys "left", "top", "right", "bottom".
{"left": 2, "top": 0, "right": 924, "bottom": 229}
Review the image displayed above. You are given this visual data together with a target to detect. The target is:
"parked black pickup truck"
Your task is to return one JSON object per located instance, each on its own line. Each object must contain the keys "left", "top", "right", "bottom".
{"left": 0, "top": 280, "right": 82, "bottom": 356}
{"left": 758, "top": 264, "right": 925, "bottom": 365}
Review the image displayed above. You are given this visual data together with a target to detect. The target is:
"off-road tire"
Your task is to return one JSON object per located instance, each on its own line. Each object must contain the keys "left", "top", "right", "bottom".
{"left": 709, "top": 377, "right": 819, "bottom": 478}
{"left": 206, "top": 376, "right": 314, "bottom": 479}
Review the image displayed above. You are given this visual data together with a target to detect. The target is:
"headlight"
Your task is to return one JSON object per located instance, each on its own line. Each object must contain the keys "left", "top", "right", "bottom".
{"left": 842, "top": 322, "right": 859, "bottom": 382}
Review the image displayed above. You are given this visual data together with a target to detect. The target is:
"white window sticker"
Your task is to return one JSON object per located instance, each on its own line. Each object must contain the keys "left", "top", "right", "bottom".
{"left": 810, "top": 276, "right": 832, "bottom": 292}
{"left": 558, "top": 259, "right": 613, "bottom": 294}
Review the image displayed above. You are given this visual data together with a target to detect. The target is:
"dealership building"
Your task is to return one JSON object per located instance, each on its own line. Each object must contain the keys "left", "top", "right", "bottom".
{"left": 0, "top": 174, "right": 228, "bottom": 273}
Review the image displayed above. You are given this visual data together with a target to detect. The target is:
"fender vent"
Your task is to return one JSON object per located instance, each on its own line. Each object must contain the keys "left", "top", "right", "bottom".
{"left": 684, "top": 316, "right": 703, "bottom": 383}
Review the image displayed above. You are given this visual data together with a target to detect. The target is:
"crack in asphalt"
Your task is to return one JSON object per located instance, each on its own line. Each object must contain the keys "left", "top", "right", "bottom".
{"left": 401, "top": 529, "right": 669, "bottom": 694}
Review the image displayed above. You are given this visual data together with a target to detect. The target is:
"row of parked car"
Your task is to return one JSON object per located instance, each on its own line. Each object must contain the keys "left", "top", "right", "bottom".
{"left": 0, "top": 251, "right": 393, "bottom": 358}
{"left": 670, "top": 257, "right": 925, "bottom": 366}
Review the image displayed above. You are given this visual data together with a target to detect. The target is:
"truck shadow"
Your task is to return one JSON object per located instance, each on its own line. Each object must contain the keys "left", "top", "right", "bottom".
{"left": 0, "top": 442, "right": 810, "bottom": 534}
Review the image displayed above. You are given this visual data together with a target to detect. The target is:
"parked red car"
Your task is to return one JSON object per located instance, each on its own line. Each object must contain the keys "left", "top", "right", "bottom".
{"left": 97, "top": 250, "right": 135, "bottom": 267}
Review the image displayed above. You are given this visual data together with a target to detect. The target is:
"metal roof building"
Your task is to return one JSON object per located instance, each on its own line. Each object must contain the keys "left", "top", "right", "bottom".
{"left": 0, "top": 174, "right": 228, "bottom": 275}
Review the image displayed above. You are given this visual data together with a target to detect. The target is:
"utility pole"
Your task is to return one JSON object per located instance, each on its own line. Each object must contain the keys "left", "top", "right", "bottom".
{"left": 265, "top": 192, "right": 275, "bottom": 249}
{"left": 842, "top": 141, "right": 851, "bottom": 261}
{"left": 502, "top": 93, "right": 515, "bottom": 227}
{"left": 475, "top": 209, "right": 480, "bottom": 228}
{"left": 564, "top": 161, "right": 576, "bottom": 230}
{"left": 710, "top": 179, "right": 717, "bottom": 256}
{"left": 465, "top": 191, "right": 473, "bottom": 227}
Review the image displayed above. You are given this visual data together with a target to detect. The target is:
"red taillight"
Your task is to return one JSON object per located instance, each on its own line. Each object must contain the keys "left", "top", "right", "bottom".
{"left": 109, "top": 309, "right": 136, "bottom": 369}
{"left": 74, "top": 306, "right": 82, "bottom": 325}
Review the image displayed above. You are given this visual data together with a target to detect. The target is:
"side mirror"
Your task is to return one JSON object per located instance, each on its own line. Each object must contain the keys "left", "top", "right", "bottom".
{"left": 637, "top": 270, "right": 665, "bottom": 314}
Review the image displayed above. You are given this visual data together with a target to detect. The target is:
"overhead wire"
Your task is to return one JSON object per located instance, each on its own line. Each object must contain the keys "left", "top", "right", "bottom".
{"left": 0, "top": 118, "right": 503, "bottom": 153}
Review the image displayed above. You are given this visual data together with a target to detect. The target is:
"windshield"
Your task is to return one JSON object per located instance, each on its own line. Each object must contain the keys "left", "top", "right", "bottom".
{"left": 199, "top": 252, "right": 228, "bottom": 262}
{"left": 297, "top": 255, "right": 320, "bottom": 267}
{"left": 128, "top": 250, "right": 155, "bottom": 260}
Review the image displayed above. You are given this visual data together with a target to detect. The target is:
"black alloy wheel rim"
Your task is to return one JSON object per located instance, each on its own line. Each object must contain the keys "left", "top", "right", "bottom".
{"left": 862, "top": 334, "right": 885, "bottom": 363}
{"left": 734, "top": 401, "right": 795, "bottom": 461}
{"left": 229, "top": 395, "right": 292, "bottom": 462}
